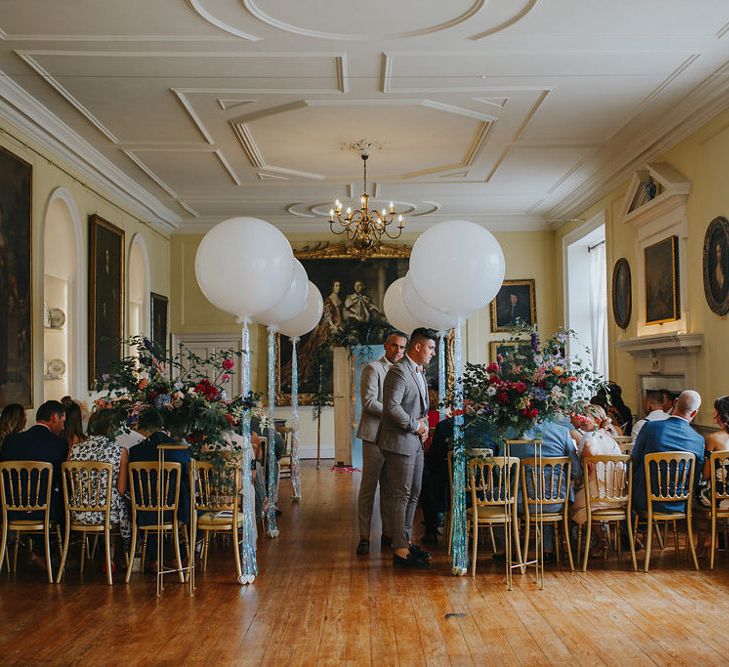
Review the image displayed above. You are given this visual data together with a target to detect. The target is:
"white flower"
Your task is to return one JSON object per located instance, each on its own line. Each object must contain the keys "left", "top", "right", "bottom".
{"left": 550, "top": 386, "right": 563, "bottom": 398}
{"left": 486, "top": 386, "right": 497, "bottom": 397}
{"left": 174, "top": 380, "right": 183, "bottom": 390}
{"left": 533, "top": 354, "right": 544, "bottom": 365}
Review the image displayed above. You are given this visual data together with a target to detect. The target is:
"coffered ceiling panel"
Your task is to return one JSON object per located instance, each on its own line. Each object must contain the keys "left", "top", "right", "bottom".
{"left": 1, "top": 1, "right": 729, "bottom": 233}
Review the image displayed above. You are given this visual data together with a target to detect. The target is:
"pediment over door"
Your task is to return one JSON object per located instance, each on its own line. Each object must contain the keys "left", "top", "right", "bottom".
{"left": 620, "top": 162, "right": 690, "bottom": 229}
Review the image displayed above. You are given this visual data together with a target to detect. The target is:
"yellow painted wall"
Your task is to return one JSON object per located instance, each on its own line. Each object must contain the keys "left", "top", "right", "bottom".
{"left": 558, "top": 107, "right": 729, "bottom": 427}
{"left": 0, "top": 121, "right": 170, "bottom": 410}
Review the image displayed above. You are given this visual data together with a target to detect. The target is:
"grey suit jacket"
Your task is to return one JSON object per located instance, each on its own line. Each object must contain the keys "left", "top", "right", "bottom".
{"left": 377, "top": 357, "right": 429, "bottom": 456}
{"left": 356, "top": 355, "right": 391, "bottom": 443}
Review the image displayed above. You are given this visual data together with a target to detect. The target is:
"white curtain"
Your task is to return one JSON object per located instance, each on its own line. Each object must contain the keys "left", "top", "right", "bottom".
{"left": 589, "top": 242, "right": 608, "bottom": 379}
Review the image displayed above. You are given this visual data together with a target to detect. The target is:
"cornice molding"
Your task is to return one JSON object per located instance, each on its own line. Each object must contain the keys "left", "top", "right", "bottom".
{"left": 548, "top": 62, "right": 729, "bottom": 223}
{"left": 0, "top": 70, "right": 180, "bottom": 233}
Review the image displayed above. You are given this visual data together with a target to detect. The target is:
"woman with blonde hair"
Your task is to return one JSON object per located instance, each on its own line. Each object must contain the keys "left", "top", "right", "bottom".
{"left": 0, "top": 403, "right": 26, "bottom": 450}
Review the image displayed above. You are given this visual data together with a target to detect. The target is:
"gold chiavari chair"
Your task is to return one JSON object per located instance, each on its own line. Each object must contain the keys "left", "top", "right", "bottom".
{"left": 276, "top": 427, "right": 293, "bottom": 480}
{"left": 521, "top": 456, "right": 574, "bottom": 571}
{"left": 639, "top": 451, "right": 699, "bottom": 571}
{"left": 0, "top": 461, "right": 56, "bottom": 583}
{"left": 704, "top": 451, "right": 729, "bottom": 570}
{"left": 614, "top": 436, "right": 634, "bottom": 455}
{"left": 190, "top": 461, "right": 243, "bottom": 580}
{"left": 125, "top": 461, "right": 184, "bottom": 584}
{"left": 57, "top": 461, "right": 115, "bottom": 585}
{"left": 579, "top": 454, "right": 637, "bottom": 572}
{"left": 467, "top": 456, "right": 522, "bottom": 577}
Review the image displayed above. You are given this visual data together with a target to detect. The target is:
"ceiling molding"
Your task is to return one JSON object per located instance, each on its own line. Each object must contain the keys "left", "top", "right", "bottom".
{"left": 186, "top": 0, "right": 261, "bottom": 42}
{"left": 468, "top": 0, "right": 541, "bottom": 41}
{"left": 0, "top": 70, "right": 180, "bottom": 231}
{"left": 548, "top": 59, "right": 729, "bottom": 222}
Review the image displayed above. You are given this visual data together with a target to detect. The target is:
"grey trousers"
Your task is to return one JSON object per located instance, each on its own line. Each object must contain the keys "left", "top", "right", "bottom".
{"left": 357, "top": 441, "right": 390, "bottom": 538}
{"left": 382, "top": 447, "right": 424, "bottom": 550}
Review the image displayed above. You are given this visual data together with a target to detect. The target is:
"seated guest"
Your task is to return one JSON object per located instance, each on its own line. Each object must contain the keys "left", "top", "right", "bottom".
{"left": 128, "top": 408, "right": 191, "bottom": 537}
{"left": 700, "top": 395, "right": 729, "bottom": 504}
{"left": 592, "top": 382, "right": 633, "bottom": 435}
{"left": 62, "top": 399, "right": 87, "bottom": 455}
{"left": 0, "top": 403, "right": 26, "bottom": 450}
{"left": 67, "top": 406, "right": 131, "bottom": 551}
{"left": 631, "top": 390, "right": 671, "bottom": 439}
{"left": 661, "top": 390, "right": 678, "bottom": 415}
{"left": 631, "top": 390, "right": 704, "bottom": 516}
{"left": 508, "top": 420, "right": 581, "bottom": 563}
{"left": 251, "top": 415, "right": 284, "bottom": 514}
{"left": 0, "top": 400, "right": 67, "bottom": 522}
{"left": 569, "top": 404, "right": 623, "bottom": 525}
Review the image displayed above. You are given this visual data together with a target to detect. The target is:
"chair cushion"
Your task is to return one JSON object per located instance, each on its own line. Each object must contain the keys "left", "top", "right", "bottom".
{"left": 197, "top": 511, "right": 243, "bottom": 527}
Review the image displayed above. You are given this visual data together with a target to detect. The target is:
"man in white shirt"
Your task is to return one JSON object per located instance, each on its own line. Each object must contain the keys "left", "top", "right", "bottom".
{"left": 631, "top": 390, "right": 671, "bottom": 439}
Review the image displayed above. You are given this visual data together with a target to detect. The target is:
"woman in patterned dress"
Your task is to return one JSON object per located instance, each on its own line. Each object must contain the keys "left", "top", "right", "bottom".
{"left": 66, "top": 404, "right": 131, "bottom": 555}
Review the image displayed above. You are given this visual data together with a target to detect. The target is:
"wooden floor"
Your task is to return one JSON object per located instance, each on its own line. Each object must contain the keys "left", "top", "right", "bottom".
{"left": 2, "top": 461, "right": 729, "bottom": 666}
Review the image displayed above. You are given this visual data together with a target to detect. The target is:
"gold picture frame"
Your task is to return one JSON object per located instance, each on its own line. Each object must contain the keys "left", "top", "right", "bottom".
{"left": 644, "top": 235, "right": 680, "bottom": 325}
{"left": 489, "top": 279, "right": 536, "bottom": 332}
{"left": 489, "top": 340, "right": 531, "bottom": 363}
{"left": 274, "top": 241, "right": 455, "bottom": 405}
{"left": 88, "top": 214, "right": 125, "bottom": 388}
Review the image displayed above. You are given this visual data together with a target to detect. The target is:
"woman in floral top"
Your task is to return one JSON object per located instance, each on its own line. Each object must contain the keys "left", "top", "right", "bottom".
{"left": 66, "top": 404, "right": 131, "bottom": 554}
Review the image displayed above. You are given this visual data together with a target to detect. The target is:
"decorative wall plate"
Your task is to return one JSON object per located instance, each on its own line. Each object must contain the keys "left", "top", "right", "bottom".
{"left": 47, "top": 358, "right": 66, "bottom": 379}
{"left": 48, "top": 307, "right": 66, "bottom": 329}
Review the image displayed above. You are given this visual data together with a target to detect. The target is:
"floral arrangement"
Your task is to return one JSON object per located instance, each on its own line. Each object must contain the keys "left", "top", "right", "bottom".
{"left": 93, "top": 336, "right": 262, "bottom": 464}
{"left": 463, "top": 326, "right": 603, "bottom": 439}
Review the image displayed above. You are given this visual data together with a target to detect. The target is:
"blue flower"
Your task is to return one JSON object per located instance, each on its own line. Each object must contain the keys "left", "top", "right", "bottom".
{"left": 154, "top": 393, "right": 172, "bottom": 409}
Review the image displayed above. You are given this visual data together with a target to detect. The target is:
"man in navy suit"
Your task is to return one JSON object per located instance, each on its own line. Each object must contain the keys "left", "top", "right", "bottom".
{"left": 631, "top": 390, "right": 704, "bottom": 514}
{"left": 0, "top": 400, "right": 67, "bottom": 522}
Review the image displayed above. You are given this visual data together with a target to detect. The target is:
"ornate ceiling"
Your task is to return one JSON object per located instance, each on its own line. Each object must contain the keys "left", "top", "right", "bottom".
{"left": 1, "top": 1, "right": 729, "bottom": 235}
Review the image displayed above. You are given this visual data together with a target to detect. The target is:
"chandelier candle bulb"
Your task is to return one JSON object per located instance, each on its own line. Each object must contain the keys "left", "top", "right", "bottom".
{"left": 389, "top": 202, "right": 395, "bottom": 212}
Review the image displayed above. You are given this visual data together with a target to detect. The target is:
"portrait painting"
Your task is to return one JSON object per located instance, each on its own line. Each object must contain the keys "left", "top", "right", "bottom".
{"left": 151, "top": 292, "right": 169, "bottom": 355}
{"left": 276, "top": 243, "right": 409, "bottom": 404}
{"left": 644, "top": 235, "right": 680, "bottom": 325}
{"left": 490, "top": 279, "right": 536, "bottom": 332}
{"left": 489, "top": 340, "right": 532, "bottom": 363}
{"left": 88, "top": 214, "right": 124, "bottom": 388}
{"left": 703, "top": 216, "right": 729, "bottom": 316}
{"left": 0, "top": 147, "right": 32, "bottom": 408}
{"left": 612, "top": 258, "right": 632, "bottom": 329}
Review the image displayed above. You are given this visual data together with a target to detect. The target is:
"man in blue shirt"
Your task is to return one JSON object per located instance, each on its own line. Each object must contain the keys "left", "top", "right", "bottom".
{"left": 631, "top": 390, "right": 704, "bottom": 514}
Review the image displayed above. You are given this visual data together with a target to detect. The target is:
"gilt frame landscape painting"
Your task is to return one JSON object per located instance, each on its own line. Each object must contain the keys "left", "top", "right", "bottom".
{"left": 0, "top": 147, "right": 32, "bottom": 408}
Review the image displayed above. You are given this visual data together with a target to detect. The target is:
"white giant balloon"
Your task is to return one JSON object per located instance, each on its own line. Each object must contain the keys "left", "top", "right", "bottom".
{"left": 256, "top": 259, "right": 308, "bottom": 328}
{"left": 383, "top": 277, "right": 420, "bottom": 336}
{"left": 410, "top": 220, "right": 505, "bottom": 319}
{"left": 278, "top": 282, "right": 324, "bottom": 338}
{"left": 195, "top": 217, "right": 294, "bottom": 320}
{"left": 403, "top": 273, "right": 457, "bottom": 332}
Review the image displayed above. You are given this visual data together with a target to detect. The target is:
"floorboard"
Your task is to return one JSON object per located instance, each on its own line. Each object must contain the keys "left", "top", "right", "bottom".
{"left": 2, "top": 460, "right": 729, "bottom": 666}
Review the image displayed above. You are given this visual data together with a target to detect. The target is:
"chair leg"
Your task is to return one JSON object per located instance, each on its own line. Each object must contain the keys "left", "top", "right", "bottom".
{"left": 511, "top": 504, "right": 524, "bottom": 574}
{"left": 471, "top": 518, "right": 478, "bottom": 578}
{"left": 232, "top": 524, "right": 242, "bottom": 581}
{"left": 616, "top": 521, "right": 622, "bottom": 562}
{"left": 203, "top": 531, "right": 211, "bottom": 573}
{"left": 79, "top": 534, "right": 87, "bottom": 577}
{"left": 644, "top": 515, "right": 653, "bottom": 572}
{"left": 140, "top": 531, "right": 148, "bottom": 571}
{"left": 55, "top": 524, "right": 63, "bottom": 560}
{"left": 563, "top": 519, "right": 574, "bottom": 571}
{"left": 488, "top": 525, "right": 497, "bottom": 554}
{"left": 0, "top": 524, "right": 7, "bottom": 575}
{"left": 576, "top": 524, "right": 583, "bottom": 563}
{"left": 12, "top": 531, "right": 20, "bottom": 573}
{"left": 582, "top": 519, "right": 592, "bottom": 572}
{"left": 711, "top": 511, "right": 717, "bottom": 570}
{"left": 104, "top": 528, "right": 113, "bottom": 586}
{"left": 655, "top": 522, "right": 665, "bottom": 550}
{"left": 173, "top": 522, "right": 184, "bottom": 583}
{"left": 90, "top": 534, "right": 99, "bottom": 560}
{"left": 555, "top": 526, "right": 561, "bottom": 563}
{"left": 625, "top": 514, "right": 638, "bottom": 572}
{"left": 43, "top": 526, "right": 54, "bottom": 584}
{"left": 673, "top": 520, "right": 680, "bottom": 562}
{"left": 125, "top": 525, "right": 138, "bottom": 584}
{"left": 523, "top": 519, "right": 531, "bottom": 563}
{"left": 686, "top": 515, "right": 699, "bottom": 571}
{"left": 57, "top": 522, "right": 72, "bottom": 583}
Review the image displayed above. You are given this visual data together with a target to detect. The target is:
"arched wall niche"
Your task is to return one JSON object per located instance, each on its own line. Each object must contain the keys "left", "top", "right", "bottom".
{"left": 128, "top": 233, "right": 151, "bottom": 340}
{"left": 42, "top": 187, "right": 84, "bottom": 401}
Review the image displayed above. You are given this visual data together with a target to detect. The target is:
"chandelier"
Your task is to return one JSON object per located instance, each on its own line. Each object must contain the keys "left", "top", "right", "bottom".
{"left": 329, "top": 144, "right": 404, "bottom": 252}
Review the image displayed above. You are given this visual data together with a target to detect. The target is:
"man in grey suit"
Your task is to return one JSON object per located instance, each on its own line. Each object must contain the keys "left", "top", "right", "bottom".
{"left": 356, "top": 331, "right": 408, "bottom": 555}
{"left": 378, "top": 328, "right": 437, "bottom": 568}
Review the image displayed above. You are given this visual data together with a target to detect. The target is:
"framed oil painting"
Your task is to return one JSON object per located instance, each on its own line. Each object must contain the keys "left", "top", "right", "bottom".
{"left": 644, "top": 235, "right": 680, "bottom": 325}
{"left": 490, "top": 279, "right": 536, "bottom": 332}
{"left": 489, "top": 340, "right": 531, "bottom": 363}
{"left": 151, "top": 292, "right": 169, "bottom": 355}
{"left": 275, "top": 242, "right": 453, "bottom": 405}
{"left": 88, "top": 214, "right": 124, "bottom": 388}
{"left": 703, "top": 216, "right": 729, "bottom": 316}
{"left": 0, "top": 147, "right": 32, "bottom": 408}
{"left": 612, "top": 258, "right": 632, "bottom": 329}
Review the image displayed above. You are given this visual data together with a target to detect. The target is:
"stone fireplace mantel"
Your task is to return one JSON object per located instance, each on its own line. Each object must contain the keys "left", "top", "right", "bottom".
{"left": 615, "top": 332, "right": 703, "bottom": 355}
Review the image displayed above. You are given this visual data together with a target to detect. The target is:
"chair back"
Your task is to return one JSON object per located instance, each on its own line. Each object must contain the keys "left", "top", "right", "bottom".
{"left": 0, "top": 461, "right": 53, "bottom": 517}
{"left": 708, "top": 450, "right": 729, "bottom": 510}
{"left": 520, "top": 456, "right": 571, "bottom": 510}
{"left": 582, "top": 454, "right": 631, "bottom": 511}
{"left": 128, "top": 461, "right": 181, "bottom": 518}
{"left": 190, "top": 461, "right": 241, "bottom": 514}
{"left": 644, "top": 451, "right": 695, "bottom": 507}
{"left": 613, "top": 436, "right": 633, "bottom": 455}
{"left": 468, "top": 456, "right": 519, "bottom": 509}
{"left": 61, "top": 461, "right": 113, "bottom": 519}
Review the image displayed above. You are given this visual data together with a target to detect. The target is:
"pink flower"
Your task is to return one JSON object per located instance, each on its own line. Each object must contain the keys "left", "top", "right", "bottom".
{"left": 222, "top": 374, "right": 231, "bottom": 383}
{"left": 486, "top": 362, "right": 499, "bottom": 373}
{"left": 222, "top": 358, "right": 234, "bottom": 371}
